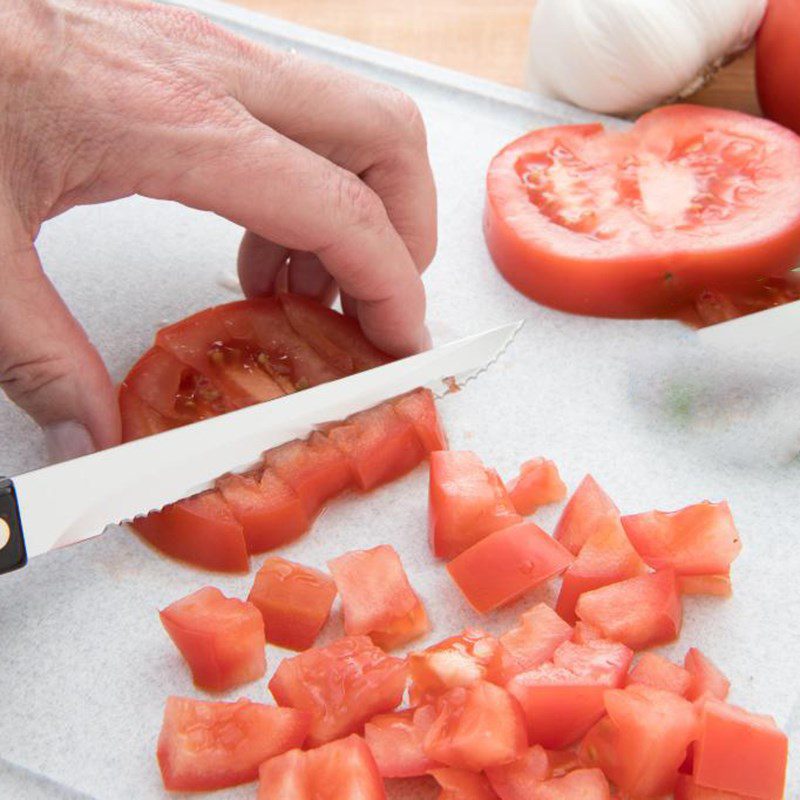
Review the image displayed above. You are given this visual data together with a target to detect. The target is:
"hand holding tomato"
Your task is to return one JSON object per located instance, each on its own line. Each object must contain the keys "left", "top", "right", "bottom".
{"left": 0, "top": 0, "right": 436, "bottom": 461}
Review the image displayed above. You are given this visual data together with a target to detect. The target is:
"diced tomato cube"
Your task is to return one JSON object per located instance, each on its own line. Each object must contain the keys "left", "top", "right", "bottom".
{"left": 531, "top": 769, "right": 610, "bottom": 799}
{"left": 159, "top": 586, "right": 265, "bottom": 692}
{"left": 431, "top": 768, "right": 500, "bottom": 800}
{"left": 500, "top": 603, "right": 573, "bottom": 672}
{"left": 693, "top": 700, "right": 788, "bottom": 800}
{"left": 575, "top": 569, "right": 683, "bottom": 650}
{"left": 678, "top": 573, "right": 733, "bottom": 597}
{"left": 447, "top": 522, "right": 573, "bottom": 614}
{"left": 363, "top": 708, "right": 437, "bottom": 778}
{"left": 572, "top": 622, "right": 603, "bottom": 644}
{"left": 328, "top": 544, "right": 429, "bottom": 649}
{"left": 429, "top": 450, "right": 522, "bottom": 559}
{"left": 554, "top": 475, "right": 620, "bottom": 555}
{"left": 268, "top": 635, "right": 407, "bottom": 746}
{"left": 621, "top": 501, "right": 742, "bottom": 576}
{"left": 507, "top": 458, "right": 567, "bottom": 515}
{"left": 423, "top": 681, "right": 527, "bottom": 772}
{"left": 675, "top": 774, "right": 761, "bottom": 799}
{"left": 393, "top": 388, "right": 448, "bottom": 452}
{"left": 258, "top": 733, "right": 386, "bottom": 800}
{"left": 247, "top": 557, "right": 336, "bottom": 651}
{"left": 627, "top": 652, "right": 692, "bottom": 696}
{"left": 507, "top": 639, "right": 633, "bottom": 749}
{"left": 546, "top": 748, "right": 582, "bottom": 777}
{"left": 157, "top": 696, "right": 309, "bottom": 791}
{"left": 485, "top": 745, "right": 550, "bottom": 799}
{"left": 131, "top": 490, "right": 249, "bottom": 573}
{"left": 684, "top": 648, "right": 730, "bottom": 702}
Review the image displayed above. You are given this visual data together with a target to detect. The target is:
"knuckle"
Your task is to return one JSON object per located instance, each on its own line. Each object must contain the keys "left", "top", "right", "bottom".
{"left": 0, "top": 350, "right": 71, "bottom": 409}
{"left": 336, "top": 173, "right": 386, "bottom": 231}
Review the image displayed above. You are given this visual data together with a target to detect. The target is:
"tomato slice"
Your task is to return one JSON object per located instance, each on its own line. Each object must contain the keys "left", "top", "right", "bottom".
{"left": 693, "top": 700, "right": 788, "bottom": 800}
{"left": 507, "top": 639, "right": 633, "bottom": 749}
{"left": 554, "top": 475, "right": 621, "bottom": 555}
{"left": 506, "top": 458, "right": 567, "bottom": 515}
{"left": 676, "top": 774, "right": 760, "bottom": 800}
{"left": 247, "top": 557, "right": 337, "bottom": 651}
{"left": 159, "top": 586, "right": 265, "bottom": 692}
{"left": 268, "top": 635, "right": 407, "bottom": 746}
{"left": 575, "top": 569, "right": 683, "bottom": 650}
{"left": 678, "top": 573, "right": 733, "bottom": 598}
{"left": 131, "top": 490, "right": 249, "bottom": 573}
{"left": 393, "top": 388, "right": 449, "bottom": 452}
{"left": 530, "top": 769, "right": 610, "bottom": 800}
{"left": 684, "top": 648, "right": 730, "bottom": 703}
{"left": 432, "top": 768, "right": 500, "bottom": 800}
{"left": 429, "top": 450, "right": 522, "bottom": 559}
{"left": 363, "top": 708, "right": 438, "bottom": 778}
{"left": 627, "top": 653, "right": 692, "bottom": 697}
{"left": 446, "top": 521, "right": 574, "bottom": 614}
{"left": 485, "top": 744, "right": 550, "bottom": 800}
{"left": 157, "top": 696, "right": 309, "bottom": 791}
{"left": 118, "top": 382, "right": 176, "bottom": 441}
{"left": 499, "top": 603, "right": 573, "bottom": 672}
{"left": 257, "top": 734, "right": 386, "bottom": 800}
{"left": 621, "top": 501, "right": 742, "bottom": 576}
{"left": 485, "top": 105, "right": 800, "bottom": 318}
{"left": 328, "top": 544, "right": 429, "bottom": 649}
{"left": 423, "top": 681, "right": 528, "bottom": 772}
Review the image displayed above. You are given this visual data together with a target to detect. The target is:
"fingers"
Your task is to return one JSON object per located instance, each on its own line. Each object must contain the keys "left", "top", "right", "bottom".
{"left": 237, "top": 231, "right": 287, "bottom": 297}
{"left": 286, "top": 252, "right": 336, "bottom": 303}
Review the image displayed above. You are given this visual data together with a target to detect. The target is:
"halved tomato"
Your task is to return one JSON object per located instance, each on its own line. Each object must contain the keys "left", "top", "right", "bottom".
{"left": 268, "top": 635, "right": 407, "bottom": 746}
{"left": 157, "top": 696, "right": 309, "bottom": 791}
{"left": 485, "top": 105, "right": 800, "bottom": 318}
{"left": 554, "top": 476, "right": 620, "bottom": 556}
{"left": 530, "top": 769, "right": 610, "bottom": 800}
{"left": 247, "top": 557, "right": 337, "bottom": 651}
{"left": 363, "top": 708, "right": 437, "bottom": 778}
{"left": 499, "top": 603, "right": 573, "bottom": 672}
{"left": 159, "top": 586, "right": 265, "bottom": 692}
{"left": 684, "top": 648, "right": 730, "bottom": 703}
{"left": 627, "top": 653, "right": 692, "bottom": 697}
{"left": 506, "top": 458, "right": 567, "bottom": 516}
{"left": 431, "top": 768, "right": 500, "bottom": 800}
{"left": 485, "top": 744, "right": 550, "bottom": 800}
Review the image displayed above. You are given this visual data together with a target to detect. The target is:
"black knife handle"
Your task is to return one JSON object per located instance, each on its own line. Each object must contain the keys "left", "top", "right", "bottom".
{"left": 0, "top": 478, "right": 26, "bottom": 574}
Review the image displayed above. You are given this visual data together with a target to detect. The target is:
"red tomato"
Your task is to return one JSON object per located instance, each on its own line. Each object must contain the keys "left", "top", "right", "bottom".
{"left": 159, "top": 586, "right": 265, "bottom": 692}
{"left": 363, "top": 708, "right": 438, "bottom": 778}
{"left": 689, "top": 277, "right": 800, "bottom": 327}
{"left": 432, "top": 768, "right": 500, "bottom": 800}
{"left": 678, "top": 573, "right": 733, "bottom": 598}
{"left": 429, "top": 450, "right": 522, "bottom": 559}
{"left": 485, "top": 744, "right": 550, "bottom": 800}
{"left": 684, "top": 648, "right": 730, "bottom": 703}
{"left": 571, "top": 622, "right": 603, "bottom": 645}
{"left": 499, "top": 603, "right": 573, "bottom": 672}
{"left": 157, "top": 696, "right": 309, "bottom": 791}
{"left": 393, "top": 388, "right": 449, "bottom": 452}
{"left": 370, "top": 599, "right": 431, "bottom": 651}
{"left": 756, "top": 0, "right": 800, "bottom": 136}
{"left": 556, "top": 515, "right": 646, "bottom": 624}
{"left": 546, "top": 748, "right": 583, "bottom": 777}
{"left": 257, "top": 734, "right": 386, "bottom": 800}
{"left": 268, "top": 635, "right": 407, "bottom": 746}
{"left": 554, "top": 475, "right": 620, "bottom": 556}
{"left": 581, "top": 684, "right": 698, "bottom": 797}
{"left": 216, "top": 469, "right": 309, "bottom": 554}
{"left": 409, "top": 628, "right": 518, "bottom": 705}
{"left": 627, "top": 653, "right": 692, "bottom": 697}
{"left": 531, "top": 769, "right": 610, "bottom": 800}
{"left": 423, "top": 681, "right": 528, "bottom": 772}
{"left": 247, "top": 557, "right": 337, "bottom": 651}
{"left": 446, "top": 521, "right": 574, "bottom": 614}
{"left": 621, "top": 501, "right": 741, "bottom": 576}
{"left": 132, "top": 490, "right": 249, "bottom": 573}
{"left": 575, "top": 569, "right": 683, "bottom": 650}
{"left": 328, "top": 544, "right": 429, "bottom": 649}
{"left": 676, "top": 774, "right": 760, "bottom": 800}
{"left": 693, "top": 700, "right": 788, "bottom": 800}
{"left": 506, "top": 458, "right": 567, "bottom": 515}
{"left": 484, "top": 105, "right": 800, "bottom": 317}
{"left": 118, "top": 381, "right": 177, "bottom": 441}
{"left": 508, "top": 639, "right": 633, "bottom": 749}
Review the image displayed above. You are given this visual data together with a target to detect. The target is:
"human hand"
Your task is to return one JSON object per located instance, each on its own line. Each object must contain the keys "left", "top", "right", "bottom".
{"left": 0, "top": 0, "right": 436, "bottom": 461}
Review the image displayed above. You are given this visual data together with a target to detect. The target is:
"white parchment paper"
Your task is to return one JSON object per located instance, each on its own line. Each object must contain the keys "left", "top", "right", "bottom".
{"left": 0, "top": 2, "right": 797, "bottom": 797}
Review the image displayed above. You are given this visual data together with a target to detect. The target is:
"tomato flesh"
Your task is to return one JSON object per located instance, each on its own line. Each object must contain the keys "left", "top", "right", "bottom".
{"left": 676, "top": 774, "right": 760, "bottom": 800}
{"left": 684, "top": 648, "right": 730, "bottom": 703}
{"left": 363, "top": 709, "right": 437, "bottom": 778}
{"left": 118, "top": 381, "right": 177, "bottom": 441}
{"left": 627, "top": 652, "right": 692, "bottom": 697}
{"left": 678, "top": 573, "right": 733, "bottom": 598}
{"left": 531, "top": 769, "right": 610, "bottom": 800}
{"left": 499, "top": 603, "right": 573, "bottom": 672}
{"left": 554, "top": 475, "right": 620, "bottom": 556}
{"left": 485, "top": 744, "right": 550, "bottom": 800}
{"left": 507, "top": 458, "right": 567, "bottom": 515}
{"left": 393, "top": 388, "right": 449, "bottom": 452}
{"left": 432, "top": 768, "right": 500, "bottom": 800}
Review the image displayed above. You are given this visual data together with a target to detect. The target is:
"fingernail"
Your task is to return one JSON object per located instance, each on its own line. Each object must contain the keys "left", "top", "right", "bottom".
{"left": 44, "top": 421, "right": 96, "bottom": 464}
{"left": 420, "top": 325, "right": 433, "bottom": 352}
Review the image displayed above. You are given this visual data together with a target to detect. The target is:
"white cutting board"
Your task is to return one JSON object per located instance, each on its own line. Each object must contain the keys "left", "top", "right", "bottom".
{"left": 0, "top": 1, "right": 797, "bottom": 797}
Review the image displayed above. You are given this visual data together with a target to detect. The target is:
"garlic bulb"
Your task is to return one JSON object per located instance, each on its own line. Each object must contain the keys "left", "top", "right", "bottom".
{"left": 526, "top": 0, "right": 766, "bottom": 116}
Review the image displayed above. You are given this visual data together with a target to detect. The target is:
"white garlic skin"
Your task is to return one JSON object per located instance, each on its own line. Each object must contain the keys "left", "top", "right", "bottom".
{"left": 526, "top": 0, "right": 766, "bottom": 116}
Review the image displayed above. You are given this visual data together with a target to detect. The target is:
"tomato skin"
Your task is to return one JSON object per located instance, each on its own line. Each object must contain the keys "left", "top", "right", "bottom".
{"left": 499, "top": 603, "right": 573, "bottom": 672}
{"left": 506, "top": 458, "right": 567, "bottom": 515}
{"left": 159, "top": 587, "right": 266, "bottom": 692}
{"left": 485, "top": 745, "right": 550, "bottom": 799}
{"left": 554, "top": 476, "right": 620, "bottom": 556}
{"left": 157, "top": 696, "right": 310, "bottom": 791}
{"left": 247, "top": 557, "right": 337, "bottom": 651}
{"left": 684, "top": 648, "right": 730, "bottom": 703}
{"left": 268, "top": 635, "right": 407, "bottom": 746}
{"left": 447, "top": 521, "right": 574, "bottom": 614}
{"left": 363, "top": 708, "right": 438, "bottom": 778}
{"left": 627, "top": 652, "right": 692, "bottom": 697}
{"left": 432, "top": 768, "right": 500, "bottom": 800}
{"left": 530, "top": 769, "right": 610, "bottom": 800}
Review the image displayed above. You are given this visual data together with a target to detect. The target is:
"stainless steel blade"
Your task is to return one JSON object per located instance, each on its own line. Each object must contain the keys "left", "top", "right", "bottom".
{"left": 13, "top": 320, "right": 522, "bottom": 558}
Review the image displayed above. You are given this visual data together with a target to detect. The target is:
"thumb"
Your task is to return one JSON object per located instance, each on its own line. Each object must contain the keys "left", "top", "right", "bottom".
{"left": 0, "top": 233, "right": 120, "bottom": 462}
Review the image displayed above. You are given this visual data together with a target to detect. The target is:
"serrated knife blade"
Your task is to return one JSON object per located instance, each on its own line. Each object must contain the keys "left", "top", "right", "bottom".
{"left": 0, "top": 320, "right": 522, "bottom": 574}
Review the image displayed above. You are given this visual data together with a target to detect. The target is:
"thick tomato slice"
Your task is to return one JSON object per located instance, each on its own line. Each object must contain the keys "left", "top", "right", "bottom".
{"left": 531, "top": 769, "right": 610, "bottom": 800}
{"left": 693, "top": 700, "right": 788, "bottom": 800}
{"left": 393, "top": 388, "right": 449, "bottom": 452}
{"left": 507, "top": 638, "right": 633, "bottom": 749}
{"left": 627, "top": 653, "right": 692, "bottom": 697}
{"left": 575, "top": 569, "right": 683, "bottom": 650}
{"left": 363, "top": 708, "right": 438, "bottom": 778}
{"left": 247, "top": 557, "right": 337, "bottom": 651}
{"left": 328, "top": 544, "right": 429, "bottom": 649}
{"left": 432, "top": 768, "right": 500, "bottom": 800}
{"left": 423, "top": 681, "right": 528, "bottom": 772}
{"left": 554, "top": 475, "right": 620, "bottom": 555}
{"left": 684, "top": 648, "right": 730, "bottom": 703}
{"left": 118, "top": 382, "right": 176, "bottom": 440}
{"left": 268, "top": 634, "right": 407, "bottom": 746}
{"left": 131, "top": 489, "right": 249, "bottom": 573}
{"left": 499, "top": 603, "right": 573, "bottom": 672}
{"left": 507, "top": 458, "right": 567, "bottom": 515}
{"left": 159, "top": 586, "right": 265, "bottom": 692}
{"left": 485, "top": 744, "right": 550, "bottom": 800}
{"left": 446, "top": 521, "right": 574, "bottom": 614}
{"left": 157, "top": 696, "right": 309, "bottom": 791}
{"left": 485, "top": 105, "right": 800, "bottom": 318}
{"left": 429, "top": 450, "right": 522, "bottom": 559}
{"left": 258, "top": 734, "right": 386, "bottom": 800}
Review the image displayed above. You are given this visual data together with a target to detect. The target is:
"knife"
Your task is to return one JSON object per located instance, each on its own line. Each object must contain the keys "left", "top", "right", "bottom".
{"left": 0, "top": 321, "right": 522, "bottom": 575}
